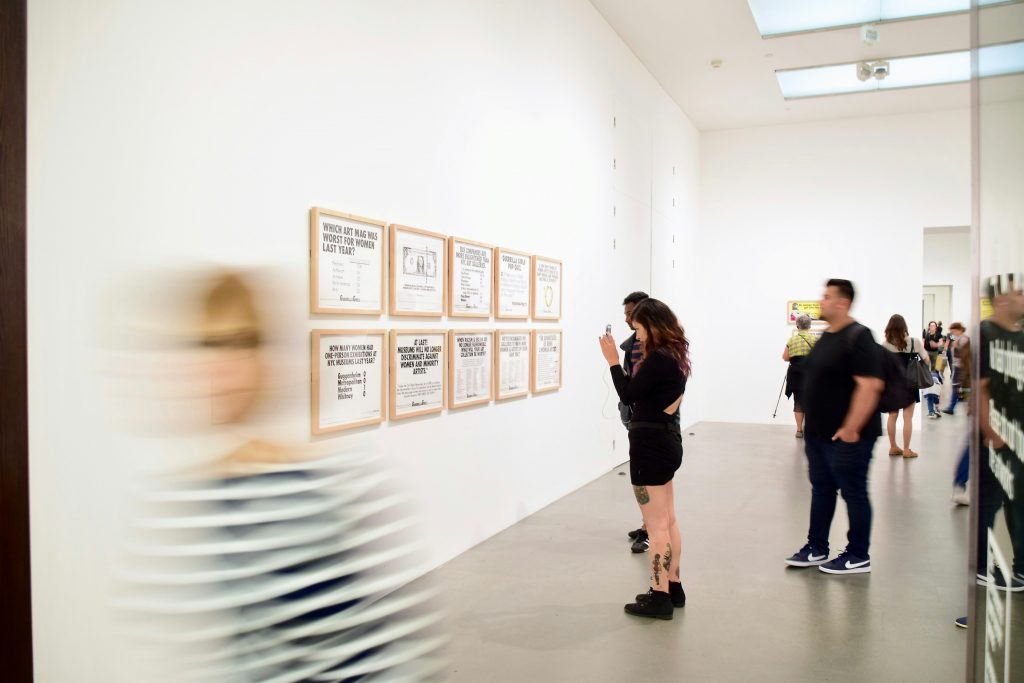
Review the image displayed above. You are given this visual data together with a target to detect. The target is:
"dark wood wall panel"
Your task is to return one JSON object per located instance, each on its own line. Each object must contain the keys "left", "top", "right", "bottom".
{"left": 0, "top": 0, "right": 33, "bottom": 680}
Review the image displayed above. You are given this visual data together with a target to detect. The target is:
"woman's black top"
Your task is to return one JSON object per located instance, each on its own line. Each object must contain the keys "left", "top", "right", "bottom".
{"left": 924, "top": 331, "right": 945, "bottom": 353}
{"left": 610, "top": 348, "right": 686, "bottom": 423}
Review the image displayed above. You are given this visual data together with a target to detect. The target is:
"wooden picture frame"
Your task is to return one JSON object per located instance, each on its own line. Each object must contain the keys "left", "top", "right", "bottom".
{"left": 448, "top": 329, "right": 494, "bottom": 409}
{"left": 494, "top": 247, "right": 532, "bottom": 320}
{"left": 389, "top": 329, "right": 446, "bottom": 420}
{"left": 531, "top": 255, "right": 562, "bottom": 320}
{"left": 311, "top": 329, "right": 387, "bottom": 434}
{"left": 390, "top": 223, "right": 446, "bottom": 317}
{"left": 531, "top": 329, "right": 563, "bottom": 394}
{"left": 309, "top": 207, "right": 386, "bottom": 315}
{"left": 448, "top": 236, "right": 494, "bottom": 318}
{"left": 495, "top": 329, "right": 531, "bottom": 400}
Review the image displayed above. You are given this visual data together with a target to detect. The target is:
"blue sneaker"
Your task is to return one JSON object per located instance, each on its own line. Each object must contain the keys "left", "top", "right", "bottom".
{"left": 785, "top": 544, "right": 829, "bottom": 567}
{"left": 976, "top": 566, "right": 1024, "bottom": 592}
{"left": 955, "top": 616, "right": 968, "bottom": 629}
{"left": 818, "top": 550, "right": 871, "bottom": 575}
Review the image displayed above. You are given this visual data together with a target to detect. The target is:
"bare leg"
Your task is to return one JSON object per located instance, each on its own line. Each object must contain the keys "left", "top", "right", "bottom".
{"left": 902, "top": 404, "right": 916, "bottom": 450}
{"left": 794, "top": 411, "right": 804, "bottom": 433}
{"left": 635, "top": 483, "right": 675, "bottom": 592}
{"left": 887, "top": 412, "right": 899, "bottom": 449}
{"left": 666, "top": 480, "right": 681, "bottom": 581}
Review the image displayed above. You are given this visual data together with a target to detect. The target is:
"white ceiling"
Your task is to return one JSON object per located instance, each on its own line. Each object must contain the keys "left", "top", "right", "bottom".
{"left": 589, "top": 0, "right": 1024, "bottom": 130}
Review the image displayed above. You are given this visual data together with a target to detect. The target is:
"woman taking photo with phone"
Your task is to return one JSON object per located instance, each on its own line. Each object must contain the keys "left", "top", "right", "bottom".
{"left": 599, "top": 297, "right": 690, "bottom": 620}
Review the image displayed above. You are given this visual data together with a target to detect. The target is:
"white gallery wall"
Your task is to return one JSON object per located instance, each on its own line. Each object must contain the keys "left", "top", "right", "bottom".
{"left": 698, "top": 109, "right": 971, "bottom": 425}
{"left": 26, "top": 1, "right": 700, "bottom": 680}
{"left": 923, "top": 228, "right": 971, "bottom": 328}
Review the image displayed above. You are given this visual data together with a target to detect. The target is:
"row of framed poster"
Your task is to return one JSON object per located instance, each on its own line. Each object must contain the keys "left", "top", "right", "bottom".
{"left": 312, "top": 328, "right": 563, "bottom": 435}
{"left": 311, "top": 207, "right": 563, "bottom": 319}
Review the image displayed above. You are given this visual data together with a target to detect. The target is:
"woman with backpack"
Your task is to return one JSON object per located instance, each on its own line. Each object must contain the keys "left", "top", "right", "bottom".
{"left": 882, "top": 314, "right": 930, "bottom": 458}
{"left": 782, "top": 314, "right": 818, "bottom": 438}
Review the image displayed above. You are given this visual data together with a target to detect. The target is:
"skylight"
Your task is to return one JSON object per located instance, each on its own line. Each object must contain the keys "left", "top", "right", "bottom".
{"left": 748, "top": 0, "right": 1011, "bottom": 37}
{"left": 776, "top": 42, "right": 1024, "bottom": 99}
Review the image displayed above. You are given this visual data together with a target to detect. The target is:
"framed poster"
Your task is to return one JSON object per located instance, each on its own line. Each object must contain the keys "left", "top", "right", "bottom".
{"left": 494, "top": 247, "right": 532, "bottom": 320}
{"left": 309, "top": 208, "right": 386, "bottom": 315}
{"left": 390, "top": 224, "right": 446, "bottom": 317}
{"left": 448, "top": 330, "right": 494, "bottom": 409}
{"left": 389, "top": 330, "right": 446, "bottom": 420}
{"left": 532, "top": 256, "right": 562, "bottom": 320}
{"left": 311, "top": 329, "right": 387, "bottom": 435}
{"left": 532, "top": 329, "right": 563, "bottom": 394}
{"left": 787, "top": 300, "right": 821, "bottom": 324}
{"left": 495, "top": 329, "right": 531, "bottom": 400}
{"left": 448, "top": 237, "right": 493, "bottom": 318}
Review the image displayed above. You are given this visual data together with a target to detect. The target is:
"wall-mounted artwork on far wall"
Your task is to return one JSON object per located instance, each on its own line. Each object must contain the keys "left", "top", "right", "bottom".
{"left": 496, "top": 329, "right": 531, "bottom": 400}
{"left": 787, "top": 300, "right": 821, "bottom": 324}
{"left": 532, "top": 255, "right": 562, "bottom": 320}
{"left": 311, "top": 329, "right": 387, "bottom": 434}
{"left": 390, "top": 329, "right": 446, "bottom": 420}
{"left": 532, "top": 329, "right": 562, "bottom": 393}
{"left": 449, "top": 237, "right": 493, "bottom": 318}
{"left": 449, "top": 330, "right": 494, "bottom": 409}
{"left": 390, "top": 224, "right": 447, "bottom": 317}
{"left": 309, "top": 207, "right": 386, "bottom": 315}
{"left": 494, "top": 247, "right": 532, "bottom": 320}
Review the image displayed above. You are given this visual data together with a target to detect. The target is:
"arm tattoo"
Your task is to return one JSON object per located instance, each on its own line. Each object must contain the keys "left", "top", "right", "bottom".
{"left": 662, "top": 545, "right": 672, "bottom": 572}
{"left": 633, "top": 485, "right": 650, "bottom": 505}
{"left": 653, "top": 553, "right": 662, "bottom": 586}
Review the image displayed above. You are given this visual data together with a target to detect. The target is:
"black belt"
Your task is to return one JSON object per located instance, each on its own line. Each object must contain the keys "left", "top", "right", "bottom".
{"left": 628, "top": 421, "right": 680, "bottom": 434}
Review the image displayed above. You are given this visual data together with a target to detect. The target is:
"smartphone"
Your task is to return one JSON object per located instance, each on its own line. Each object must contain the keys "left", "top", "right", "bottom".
{"left": 605, "top": 324, "right": 612, "bottom": 335}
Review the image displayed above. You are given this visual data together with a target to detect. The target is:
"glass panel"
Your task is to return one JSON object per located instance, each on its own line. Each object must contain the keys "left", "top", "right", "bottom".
{"left": 749, "top": 0, "right": 1011, "bottom": 36}
{"left": 971, "top": 1, "right": 1024, "bottom": 680}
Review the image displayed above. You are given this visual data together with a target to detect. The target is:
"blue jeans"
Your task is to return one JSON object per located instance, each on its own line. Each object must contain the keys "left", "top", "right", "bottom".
{"left": 954, "top": 443, "right": 969, "bottom": 488}
{"left": 926, "top": 394, "right": 939, "bottom": 415}
{"left": 805, "top": 435, "right": 876, "bottom": 558}
{"left": 946, "top": 386, "right": 960, "bottom": 413}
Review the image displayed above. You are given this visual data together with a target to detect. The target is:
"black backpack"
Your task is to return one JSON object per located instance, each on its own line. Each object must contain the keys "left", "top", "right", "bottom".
{"left": 841, "top": 322, "right": 905, "bottom": 414}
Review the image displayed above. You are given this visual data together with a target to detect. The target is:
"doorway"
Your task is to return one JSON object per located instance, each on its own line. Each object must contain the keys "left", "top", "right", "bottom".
{"left": 922, "top": 285, "right": 952, "bottom": 334}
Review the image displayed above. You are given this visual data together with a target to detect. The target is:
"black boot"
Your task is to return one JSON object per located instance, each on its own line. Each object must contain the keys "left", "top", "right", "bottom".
{"left": 635, "top": 582, "right": 686, "bottom": 608}
{"left": 625, "top": 588, "right": 673, "bottom": 620}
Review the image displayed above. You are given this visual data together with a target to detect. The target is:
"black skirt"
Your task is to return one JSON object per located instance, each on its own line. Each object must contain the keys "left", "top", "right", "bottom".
{"left": 628, "top": 425, "right": 683, "bottom": 486}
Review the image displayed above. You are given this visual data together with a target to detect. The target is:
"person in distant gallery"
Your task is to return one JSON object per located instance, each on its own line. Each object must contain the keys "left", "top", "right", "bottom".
{"left": 783, "top": 314, "right": 817, "bottom": 439}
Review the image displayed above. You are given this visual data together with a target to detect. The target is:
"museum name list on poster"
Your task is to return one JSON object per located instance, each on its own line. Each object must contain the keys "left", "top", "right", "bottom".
{"left": 324, "top": 342, "right": 378, "bottom": 400}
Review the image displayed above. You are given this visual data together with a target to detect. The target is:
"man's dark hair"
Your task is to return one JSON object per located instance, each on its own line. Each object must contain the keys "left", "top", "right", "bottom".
{"left": 826, "top": 279, "right": 855, "bottom": 303}
{"left": 622, "top": 291, "right": 649, "bottom": 306}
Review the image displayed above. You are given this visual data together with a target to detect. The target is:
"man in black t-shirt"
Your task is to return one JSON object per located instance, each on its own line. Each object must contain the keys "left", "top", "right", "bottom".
{"left": 785, "top": 279, "right": 884, "bottom": 575}
{"left": 975, "top": 275, "right": 1024, "bottom": 592}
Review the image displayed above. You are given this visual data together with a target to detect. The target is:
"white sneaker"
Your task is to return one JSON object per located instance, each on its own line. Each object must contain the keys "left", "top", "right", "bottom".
{"left": 952, "top": 487, "right": 970, "bottom": 506}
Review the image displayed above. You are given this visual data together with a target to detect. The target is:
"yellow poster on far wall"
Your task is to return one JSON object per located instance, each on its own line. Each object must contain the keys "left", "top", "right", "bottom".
{"left": 980, "top": 297, "right": 994, "bottom": 319}
{"left": 787, "top": 300, "right": 821, "bottom": 324}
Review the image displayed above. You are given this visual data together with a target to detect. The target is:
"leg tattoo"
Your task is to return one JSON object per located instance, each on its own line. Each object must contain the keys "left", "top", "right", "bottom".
{"left": 663, "top": 545, "right": 672, "bottom": 573}
{"left": 653, "top": 553, "right": 662, "bottom": 586}
{"left": 633, "top": 485, "right": 650, "bottom": 505}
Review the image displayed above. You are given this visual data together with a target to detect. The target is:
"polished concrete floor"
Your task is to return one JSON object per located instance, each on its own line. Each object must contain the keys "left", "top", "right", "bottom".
{"left": 429, "top": 416, "right": 982, "bottom": 682}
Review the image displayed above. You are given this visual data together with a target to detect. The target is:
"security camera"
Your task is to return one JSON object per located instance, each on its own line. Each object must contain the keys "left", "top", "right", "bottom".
{"left": 856, "top": 60, "right": 890, "bottom": 82}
